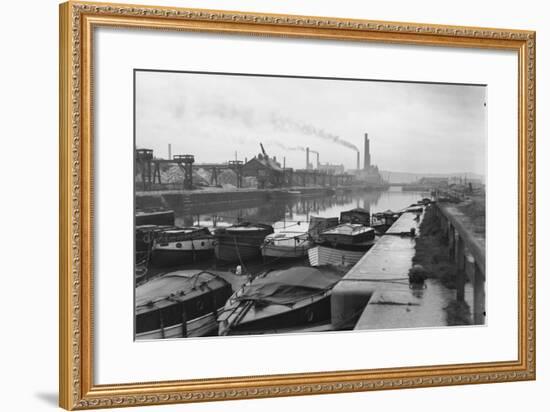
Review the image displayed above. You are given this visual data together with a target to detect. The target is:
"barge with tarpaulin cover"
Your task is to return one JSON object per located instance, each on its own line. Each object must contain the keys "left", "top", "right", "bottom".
{"left": 136, "top": 270, "right": 233, "bottom": 339}
{"left": 218, "top": 266, "right": 345, "bottom": 335}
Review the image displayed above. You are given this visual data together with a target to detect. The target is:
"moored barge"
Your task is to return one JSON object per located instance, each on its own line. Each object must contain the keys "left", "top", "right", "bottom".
{"left": 339, "top": 208, "right": 370, "bottom": 226}
{"left": 151, "top": 227, "right": 214, "bottom": 267}
{"left": 136, "top": 270, "right": 233, "bottom": 339}
{"left": 261, "top": 231, "right": 312, "bottom": 259}
{"left": 214, "top": 222, "right": 274, "bottom": 263}
{"left": 135, "top": 208, "right": 175, "bottom": 226}
{"left": 308, "top": 224, "right": 377, "bottom": 267}
{"left": 370, "top": 210, "right": 399, "bottom": 234}
{"left": 307, "top": 216, "right": 339, "bottom": 240}
{"left": 218, "top": 266, "right": 344, "bottom": 335}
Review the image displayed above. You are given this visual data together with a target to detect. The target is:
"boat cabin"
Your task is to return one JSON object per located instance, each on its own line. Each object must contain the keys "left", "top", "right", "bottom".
{"left": 340, "top": 208, "right": 370, "bottom": 226}
{"left": 155, "top": 227, "right": 212, "bottom": 244}
{"left": 318, "top": 223, "right": 376, "bottom": 245}
{"left": 308, "top": 216, "right": 339, "bottom": 240}
{"left": 371, "top": 211, "right": 399, "bottom": 231}
{"left": 135, "top": 224, "right": 175, "bottom": 251}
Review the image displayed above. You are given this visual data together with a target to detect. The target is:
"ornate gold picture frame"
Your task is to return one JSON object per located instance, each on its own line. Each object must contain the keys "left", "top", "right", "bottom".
{"left": 59, "top": 1, "right": 536, "bottom": 409}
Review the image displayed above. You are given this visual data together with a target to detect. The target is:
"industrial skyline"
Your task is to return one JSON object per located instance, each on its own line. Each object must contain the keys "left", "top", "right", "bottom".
{"left": 135, "top": 70, "right": 487, "bottom": 175}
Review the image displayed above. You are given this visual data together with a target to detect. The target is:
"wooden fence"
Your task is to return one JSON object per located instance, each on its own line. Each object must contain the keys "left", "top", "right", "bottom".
{"left": 435, "top": 203, "right": 486, "bottom": 325}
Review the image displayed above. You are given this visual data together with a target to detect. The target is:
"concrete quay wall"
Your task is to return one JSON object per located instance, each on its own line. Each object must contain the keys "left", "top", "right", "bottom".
{"left": 331, "top": 210, "right": 445, "bottom": 330}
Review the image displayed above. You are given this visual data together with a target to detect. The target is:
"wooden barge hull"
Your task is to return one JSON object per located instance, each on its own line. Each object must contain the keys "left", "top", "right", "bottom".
{"left": 135, "top": 270, "right": 233, "bottom": 339}
{"left": 135, "top": 210, "right": 175, "bottom": 226}
{"left": 308, "top": 245, "right": 367, "bottom": 267}
{"left": 261, "top": 243, "right": 311, "bottom": 259}
{"left": 136, "top": 309, "right": 223, "bottom": 340}
{"left": 213, "top": 223, "right": 274, "bottom": 263}
{"left": 151, "top": 248, "right": 214, "bottom": 267}
{"left": 214, "top": 240, "right": 262, "bottom": 262}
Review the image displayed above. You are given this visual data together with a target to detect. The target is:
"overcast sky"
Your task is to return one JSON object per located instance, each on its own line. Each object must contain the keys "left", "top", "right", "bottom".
{"left": 135, "top": 71, "right": 487, "bottom": 175}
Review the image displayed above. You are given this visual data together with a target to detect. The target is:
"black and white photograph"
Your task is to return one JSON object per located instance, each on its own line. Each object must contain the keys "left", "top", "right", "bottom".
{"left": 134, "top": 70, "right": 487, "bottom": 340}
{"left": 2, "top": 0, "right": 544, "bottom": 409}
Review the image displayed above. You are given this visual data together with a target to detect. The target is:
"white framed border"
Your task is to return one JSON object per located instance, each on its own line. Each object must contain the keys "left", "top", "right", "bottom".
{"left": 93, "top": 26, "right": 518, "bottom": 385}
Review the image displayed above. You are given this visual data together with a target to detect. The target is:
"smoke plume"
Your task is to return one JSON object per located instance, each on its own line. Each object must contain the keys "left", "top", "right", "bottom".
{"left": 193, "top": 99, "right": 359, "bottom": 154}
{"left": 270, "top": 113, "right": 359, "bottom": 152}
{"left": 267, "top": 142, "right": 307, "bottom": 152}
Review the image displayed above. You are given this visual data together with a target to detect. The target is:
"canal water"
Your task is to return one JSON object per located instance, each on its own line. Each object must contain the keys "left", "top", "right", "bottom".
{"left": 175, "top": 187, "right": 430, "bottom": 234}
{"left": 163, "top": 186, "right": 429, "bottom": 278}
{"left": 145, "top": 187, "right": 431, "bottom": 279}
{"left": 149, "top": 187, "right": 475, "bottom": 327}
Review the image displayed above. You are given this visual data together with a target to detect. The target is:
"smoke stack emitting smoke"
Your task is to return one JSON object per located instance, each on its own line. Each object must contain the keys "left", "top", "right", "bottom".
{"left": 194, "top": 100, "right": 361, "bottom": 167}
{"left": 270, "top": 142, "right": 320, "bottom": 170}
{"left": 196, "top": 102, "right": 359, "bottom": 153}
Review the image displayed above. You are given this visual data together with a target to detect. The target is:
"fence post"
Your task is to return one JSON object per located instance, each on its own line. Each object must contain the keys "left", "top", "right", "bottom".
{"left": 440, "top": 210, "right": 448, "bottom": 238}
{"left": 448, "top": 225, "right": 456, "bottom": 260}
{"left": 473, "top": 262, "right": 486, "bottom": 325}
{"left": 455, "top": 235, "right": 465, "bottom": 302}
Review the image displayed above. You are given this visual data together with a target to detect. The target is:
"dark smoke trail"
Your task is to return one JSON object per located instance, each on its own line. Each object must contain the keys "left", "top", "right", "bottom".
{"left": 267, "top": 141, "right": 308, "bottom": 152}
{"left": 193, "top": 99, "right": 359, "bottom": 153}
{"left": 270, "top": 113, "right": 359, "bottom": 152}
{"left": 267, "top": 142, "right": 319, "bottom": 155}
{"left": 195, "top": 101, "right": 256, "bottom": 127}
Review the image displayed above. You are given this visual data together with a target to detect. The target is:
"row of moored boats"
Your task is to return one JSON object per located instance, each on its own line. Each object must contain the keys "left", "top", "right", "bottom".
{"left": 136, "top": 207, "right": 400, "bottom": 272}
{"left": 134, "top": 205, "right": 415, "bottom": 339}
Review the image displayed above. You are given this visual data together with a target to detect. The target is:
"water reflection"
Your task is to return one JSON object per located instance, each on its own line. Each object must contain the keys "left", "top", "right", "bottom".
{"left": 175, "top": 187, "right": 430, "bottom": 233}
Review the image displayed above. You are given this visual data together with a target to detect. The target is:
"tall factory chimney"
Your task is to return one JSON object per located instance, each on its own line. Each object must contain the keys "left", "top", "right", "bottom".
{"left": 356, "top": 151, "right": 360, "bottom": 170}
{"left": 364, "top": 133, "right": 371, "bottom": 170}
{"left": 168, "top": 143, "right": 172, "bottom": 160}
{"left": 306, "top": 147, "right": 310, "bottom": 170}
{"left": 316, "top": 152, "right": 320, "bottom": 169}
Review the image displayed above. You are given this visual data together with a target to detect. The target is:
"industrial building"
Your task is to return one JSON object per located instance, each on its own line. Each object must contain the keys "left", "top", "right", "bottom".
{"left": 318, "top": 163, "right": 345, "bottom": 175}
{"left": 135, "top": 132, "right": 386, "bottom": 191}
{"left": 355, "top": 133, "right": 385, "bottom": 185}
{"left": 419, "top": 177, "right": 449, "bottom": 187}
{"left": 242, "top": 144, "right": 285, "bottom": 189}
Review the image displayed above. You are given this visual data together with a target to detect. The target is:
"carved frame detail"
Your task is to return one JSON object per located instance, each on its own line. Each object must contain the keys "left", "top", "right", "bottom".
{"left": 59, "top": 1, "right": 536, "bottom": 410}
